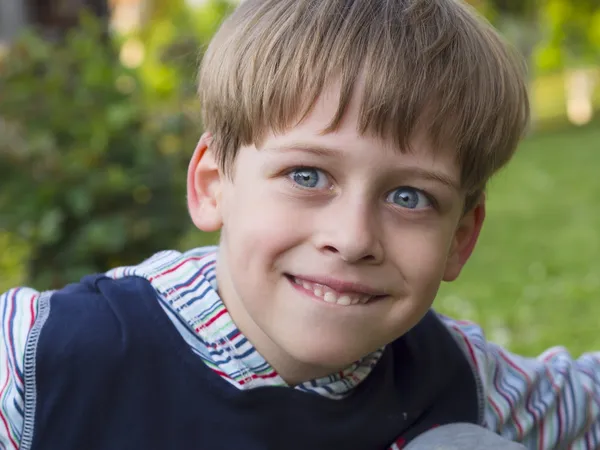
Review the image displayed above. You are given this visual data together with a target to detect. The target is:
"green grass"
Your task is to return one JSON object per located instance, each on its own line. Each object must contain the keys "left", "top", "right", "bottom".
{"left": 437, "top": 124, "right": 600, "bottom": 357}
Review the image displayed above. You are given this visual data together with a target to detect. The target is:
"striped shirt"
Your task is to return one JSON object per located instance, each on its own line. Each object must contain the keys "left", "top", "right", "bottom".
{"left": 1, "top": 247, "right": 599, "bottom": 449}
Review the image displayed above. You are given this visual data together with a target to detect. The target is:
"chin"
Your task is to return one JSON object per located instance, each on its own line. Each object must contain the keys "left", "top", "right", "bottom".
{"left": 283, "top": 335, "right": 376, "bottom": 372}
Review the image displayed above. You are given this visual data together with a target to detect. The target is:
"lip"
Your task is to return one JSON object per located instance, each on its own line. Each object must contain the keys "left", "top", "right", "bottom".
{"left": 286, "top": 274, "right": 388, "bottom": 297}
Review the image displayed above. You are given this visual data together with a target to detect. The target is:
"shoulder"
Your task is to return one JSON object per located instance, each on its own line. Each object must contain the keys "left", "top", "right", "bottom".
{"left": 41, "top": 275, "right": 158, "bottom": 346}
{"left": 435, "top": 312, "right": 514, "bottom": 419}
{"left": 386, "top": 310, "right": 482, "bottom": 427}
{"left": 28, "top": 275, "right": 163, "bottom": 386}
{"left": 404, "top": 310, "right": 480, "bottom": 360}
{"left": 435, "top": 313, "right": 490, "bottom": 374}
{"left": 394, "top": 311, "right": 482, "bottom": 389}
{"left": 35, "top": 246, "right": 217, "bottom": 359}
{"left": 0, "top": 247, "right": 216, "bottom": 449}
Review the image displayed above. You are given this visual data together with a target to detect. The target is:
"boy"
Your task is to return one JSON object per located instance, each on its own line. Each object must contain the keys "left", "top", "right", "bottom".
{"left": 1, "top": 0, "right": 599, "bottom": 448}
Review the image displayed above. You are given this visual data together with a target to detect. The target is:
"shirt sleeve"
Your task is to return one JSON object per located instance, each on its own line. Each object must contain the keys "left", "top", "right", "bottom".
{"left": 439, "top": 313, "right": 600, "bottom": 450}
{"left": 0, "top": 287, "right": 40, "bottom": 450}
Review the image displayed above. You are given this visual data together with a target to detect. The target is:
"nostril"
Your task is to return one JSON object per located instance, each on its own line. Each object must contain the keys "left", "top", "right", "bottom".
{"left": 318, "top": 241, "right": 381, "bottom": 264}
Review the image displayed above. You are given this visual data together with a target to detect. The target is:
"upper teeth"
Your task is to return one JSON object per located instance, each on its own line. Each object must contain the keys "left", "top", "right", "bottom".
{"left": 292, "top": 277, "right": 373, "bottom": 306}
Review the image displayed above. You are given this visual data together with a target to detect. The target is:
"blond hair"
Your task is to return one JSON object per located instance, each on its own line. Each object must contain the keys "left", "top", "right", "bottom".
{"left": 199, "top": 0, "right": 530, "bottom": 208}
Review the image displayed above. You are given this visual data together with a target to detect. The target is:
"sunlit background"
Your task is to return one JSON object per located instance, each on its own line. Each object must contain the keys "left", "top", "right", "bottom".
{"left": 1, "top": 0, "right": 599, "bottom": 357}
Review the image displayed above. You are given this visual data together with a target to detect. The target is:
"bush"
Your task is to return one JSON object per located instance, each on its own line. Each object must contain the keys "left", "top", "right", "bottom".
{"left": 0, "top": 14, "right": 204, "bottom": 289}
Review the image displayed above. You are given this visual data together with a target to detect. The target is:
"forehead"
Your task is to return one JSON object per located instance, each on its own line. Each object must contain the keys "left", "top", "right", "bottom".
{"left": 256, "top": 84, "right": 460, "bottom": 177}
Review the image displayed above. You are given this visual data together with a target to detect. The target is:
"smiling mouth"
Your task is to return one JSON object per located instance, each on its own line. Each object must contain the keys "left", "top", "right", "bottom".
{"left": 286, "top": 275, "right": 385, "bottom": 306}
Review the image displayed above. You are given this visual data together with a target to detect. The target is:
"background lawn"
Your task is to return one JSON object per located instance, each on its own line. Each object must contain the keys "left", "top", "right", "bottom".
{"left": 437, "top": 123, "right": 600, "bottom": 357}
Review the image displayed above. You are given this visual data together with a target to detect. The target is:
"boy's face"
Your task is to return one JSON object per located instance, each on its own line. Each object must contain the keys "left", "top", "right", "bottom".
{"left": 188, "top": 87, "right": 484, "bottom": 383}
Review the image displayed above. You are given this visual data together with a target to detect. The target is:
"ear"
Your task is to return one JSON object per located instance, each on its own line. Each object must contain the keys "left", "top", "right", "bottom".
{"left": 442, "top": 195, "right": 486, "bottom": 282}
{"left": 187, "top": 132, "right": 223, "bottom": 232}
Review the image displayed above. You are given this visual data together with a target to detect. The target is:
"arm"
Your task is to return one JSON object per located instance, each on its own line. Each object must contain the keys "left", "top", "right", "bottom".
{"left": 0, "top": 288, "right": 40, "bottom": 450}
{"left": 440, "top": 314, "right": 600, "bottom": 450}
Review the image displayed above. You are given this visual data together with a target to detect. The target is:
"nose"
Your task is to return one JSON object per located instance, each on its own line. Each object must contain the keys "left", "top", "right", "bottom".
{"left": 313, "top": 197, "right": 384, "bottom": 264}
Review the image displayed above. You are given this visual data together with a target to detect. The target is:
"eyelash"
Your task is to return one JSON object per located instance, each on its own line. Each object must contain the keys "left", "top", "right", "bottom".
{"left": 284, "top": 166, "right": 437, "bottom": 210}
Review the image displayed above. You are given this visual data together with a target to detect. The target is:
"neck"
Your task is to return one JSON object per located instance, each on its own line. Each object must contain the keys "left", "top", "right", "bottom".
{"left": 248, "top": 335, "right": 343, "bottom": 387}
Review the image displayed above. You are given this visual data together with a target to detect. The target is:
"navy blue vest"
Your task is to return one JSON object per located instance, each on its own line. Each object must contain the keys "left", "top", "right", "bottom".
{"left": 21, "top": 274, "right": 481, "bottom": 450}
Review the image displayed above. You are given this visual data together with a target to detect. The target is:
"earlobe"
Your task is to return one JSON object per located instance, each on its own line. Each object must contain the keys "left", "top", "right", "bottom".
{"left": 443, "top": 196, "right": 486, "bottom": 282}
{"left": 187, "top": 132, "right": 224, "bottom": 232}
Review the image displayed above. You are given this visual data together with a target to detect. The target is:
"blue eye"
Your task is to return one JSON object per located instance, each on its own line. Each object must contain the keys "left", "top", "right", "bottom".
{"left": 289, "top": 168, "right": 328, "bottom": 189}
{"left": 386, "top": 187, "right": 431, "bottom": 209}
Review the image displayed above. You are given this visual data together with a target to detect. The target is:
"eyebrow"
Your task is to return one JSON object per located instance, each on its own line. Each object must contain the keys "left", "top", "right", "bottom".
{"left": 264, "top": 143, "right": 345, "bottom": 158}
{"left": 264, "top": 142, "right": 461, "bottom": 191}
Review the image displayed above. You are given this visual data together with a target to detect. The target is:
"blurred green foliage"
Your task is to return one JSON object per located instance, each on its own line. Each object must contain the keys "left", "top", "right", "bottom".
{"left": 535, "top": 0, "right": 600, "bottom": 71}
{"left": 0, "top": 12, "right": 216, "bottom": 289}
{"left": 138, "top": 0, "right": 233, "bottom": 100}
{"left": 468, "top": 0, "right": 600, "bottom": 74}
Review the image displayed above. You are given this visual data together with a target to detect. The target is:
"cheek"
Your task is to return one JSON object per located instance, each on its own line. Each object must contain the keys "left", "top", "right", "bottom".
{"left": 390, "top": 226, "right": 454, "bottom": 292}
{"left": 220, "top": 182, "right": 309, "bottom": 266}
